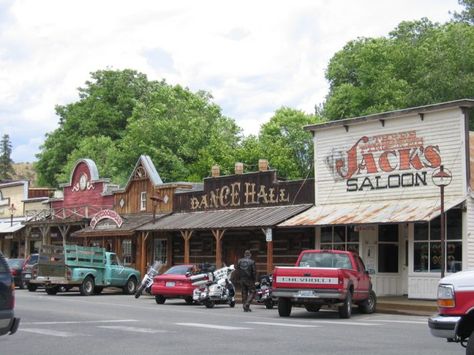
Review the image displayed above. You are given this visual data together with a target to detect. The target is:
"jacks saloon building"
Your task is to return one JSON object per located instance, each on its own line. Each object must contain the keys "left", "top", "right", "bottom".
{"left": 281, "top": 99, "right": 474, "bottom": 299}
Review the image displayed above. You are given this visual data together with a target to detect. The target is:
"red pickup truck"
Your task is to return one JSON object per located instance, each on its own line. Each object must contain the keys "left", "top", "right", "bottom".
{"left": 272, "top": 250, "right": 376, "bottom": 318}
{"left": 428, "top": 270, "right": 474, "bottom": 354}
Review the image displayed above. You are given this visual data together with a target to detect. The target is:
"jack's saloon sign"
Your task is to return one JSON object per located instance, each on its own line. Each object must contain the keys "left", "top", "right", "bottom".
{"left": 333, "top": 130, "right": 442, "bottom": 192}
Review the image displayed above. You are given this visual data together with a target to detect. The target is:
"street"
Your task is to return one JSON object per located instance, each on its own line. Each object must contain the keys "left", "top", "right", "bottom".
{"left": 1, "top": 289, "right": 461, "bottom": 355}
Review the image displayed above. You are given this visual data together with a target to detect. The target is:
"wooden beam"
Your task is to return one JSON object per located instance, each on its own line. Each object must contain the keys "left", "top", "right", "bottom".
{"left": 180, "top": 230, "right": 193, "bottom": 264}
{"left": 58, "top": 225, "right": 70, "bottom": 248}
{"left": 211, "top": 229, "right": 225, "bottom": 268}
{"left": 140, "top": 232, "right": 146, "bottom": 277}
{"left": 266, "top": 240, "right": 274, "bottom": 274}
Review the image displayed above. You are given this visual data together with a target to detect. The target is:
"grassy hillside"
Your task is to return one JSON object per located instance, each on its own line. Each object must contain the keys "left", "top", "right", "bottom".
{"left": 12, "top": 162, "right": 37, "bottom": 186}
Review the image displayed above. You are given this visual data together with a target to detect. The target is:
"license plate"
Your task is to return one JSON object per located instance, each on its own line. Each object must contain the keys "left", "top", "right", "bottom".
{"left": 298, "top": 290, "right": 314, "bottom": 297}
{"left": 24, "top": 274, "right": 31, "bottom": 279}
{"left": 165, "top": 282, "right": 175, "bottom": 287}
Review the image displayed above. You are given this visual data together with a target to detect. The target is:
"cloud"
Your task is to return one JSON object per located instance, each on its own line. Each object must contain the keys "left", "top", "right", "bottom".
{"left": 0, "top": 0, "right": 462, "bottom": 162}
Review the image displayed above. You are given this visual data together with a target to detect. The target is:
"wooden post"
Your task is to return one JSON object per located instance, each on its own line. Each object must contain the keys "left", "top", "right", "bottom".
{"left": 212, "top": 230, "right": 225, "bottom": 268}
{"left": 267, "top": 240, "right": 273, "bottom": 274}
{"left": 58, "top": 225, "right": 70, "bottom": 248}
{"left": 140, "top": 232, "right": 148, "bottom": 277}
{"left": 180, "top": 230, "right": 193, "bottom": 264}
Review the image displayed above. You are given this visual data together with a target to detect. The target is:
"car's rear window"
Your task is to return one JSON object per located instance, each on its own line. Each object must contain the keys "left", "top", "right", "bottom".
{"left": 299, "top": 252, "right": 352, "bottom": 269}
{"left": 7, "top": 259, "right": 24, "bottom": 268}
{"left": 164, "top": 265, "right": 192, "bottom": 275}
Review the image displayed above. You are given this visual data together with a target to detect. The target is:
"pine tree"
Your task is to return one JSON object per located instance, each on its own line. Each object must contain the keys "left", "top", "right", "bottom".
{"left": 0, "top": 134, "right": 15, "bottom": 181}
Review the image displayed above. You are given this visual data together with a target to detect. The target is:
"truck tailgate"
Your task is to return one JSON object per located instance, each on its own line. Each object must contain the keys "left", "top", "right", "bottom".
{"left": 274, "top": 267, "right": 342, "bottom": 290}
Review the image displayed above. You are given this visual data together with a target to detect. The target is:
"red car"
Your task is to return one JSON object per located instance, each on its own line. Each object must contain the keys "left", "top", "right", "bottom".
{"left": 151, "top": 264, "right": 197, "bottom": 305}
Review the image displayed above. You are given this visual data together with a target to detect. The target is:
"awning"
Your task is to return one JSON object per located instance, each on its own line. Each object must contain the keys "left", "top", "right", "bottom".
{"left": 73, "top": 213, "right": 166, "bottom": 237}
{"left": 138, "top": 204, "right": 312, "bottom": 231}
{"left": 0, "top": 223, "right": 25, "bottom": 234}
{"left": 279, "top": 197, "right": 466, "bottom": 227}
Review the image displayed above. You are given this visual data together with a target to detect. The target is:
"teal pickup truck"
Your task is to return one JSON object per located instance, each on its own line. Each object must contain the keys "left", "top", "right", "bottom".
{"left": 30, "top": 245, "right": 141, "bottom": 296}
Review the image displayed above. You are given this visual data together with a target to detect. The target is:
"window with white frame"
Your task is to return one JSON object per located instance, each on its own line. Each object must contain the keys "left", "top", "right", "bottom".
{"left": 140, "top": 192, "right": 147, "bottom": 211}
{"left": 413, "top": 208, "right": 462, "bottom": 273}
{"left": 320, "top": 226, "right": 359, "bottom": 254}
{"left": 154, "top": 239, "right": 167, "bottom": 264}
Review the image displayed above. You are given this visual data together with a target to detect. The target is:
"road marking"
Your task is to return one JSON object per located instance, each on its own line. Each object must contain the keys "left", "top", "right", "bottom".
{"left": 97, "top": 325, "right": 168, "bottom": 334}
{"left": 21, "top": 328, "right": 84, "bottom": 337}
{"left": 367, "top": 319, "right": 427, "bottom": 325}
{"left": 21, "top": 319, "right": 138, "bottom": 325}
{"left": 309, "top": 321, "right": 382, "bottom": 326}
{"left": 176, "top": 323, "right": 251, "bottom": 330}
{"left": 246, "top": 321, "right": 320, "bottom": 328}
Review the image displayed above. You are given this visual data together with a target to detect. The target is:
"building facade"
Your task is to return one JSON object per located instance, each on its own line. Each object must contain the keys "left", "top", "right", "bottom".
{"left": 281, "top": 99, "right": 474, "bottom": 299}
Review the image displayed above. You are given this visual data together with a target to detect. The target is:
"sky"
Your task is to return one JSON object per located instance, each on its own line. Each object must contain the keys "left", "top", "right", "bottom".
{"left": 0, "top": 0, "right": 463, "bottom": 163}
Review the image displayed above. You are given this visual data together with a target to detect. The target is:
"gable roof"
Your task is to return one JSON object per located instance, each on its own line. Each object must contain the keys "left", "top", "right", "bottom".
{"left": 119, "top": 155, "right": 163, "bottom": 192}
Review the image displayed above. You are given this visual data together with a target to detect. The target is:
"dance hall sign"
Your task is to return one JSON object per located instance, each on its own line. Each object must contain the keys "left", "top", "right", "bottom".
{"left": 330, "top": 130, "right": 442, "bottom": 192}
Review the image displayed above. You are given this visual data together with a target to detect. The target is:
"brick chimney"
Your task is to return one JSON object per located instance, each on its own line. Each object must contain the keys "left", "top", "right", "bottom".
{"left": 258, "top": 159, "right": 269, "bottom": 172}
{"left": 235, "top": 162, "right": 244, "bottom": 175}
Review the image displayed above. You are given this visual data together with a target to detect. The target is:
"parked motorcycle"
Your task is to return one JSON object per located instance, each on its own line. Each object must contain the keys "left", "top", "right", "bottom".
{"left": 255, "top": 274, "right": 275, "bottom": 309}
{"left": 190, "top": 264, "right": 236, "bottom": 308}
{"left": 134, "top": 260, "right": 163, "bottom": 299}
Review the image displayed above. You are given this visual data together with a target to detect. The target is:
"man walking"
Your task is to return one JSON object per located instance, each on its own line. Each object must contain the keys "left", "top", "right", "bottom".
{"left": 237, "top": 250, "right": 256, "bottom": 312}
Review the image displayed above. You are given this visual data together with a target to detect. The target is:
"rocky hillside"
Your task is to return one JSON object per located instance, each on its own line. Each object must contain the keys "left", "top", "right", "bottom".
{"left": 12, "top": 162, "right": 37, "bottom": 186}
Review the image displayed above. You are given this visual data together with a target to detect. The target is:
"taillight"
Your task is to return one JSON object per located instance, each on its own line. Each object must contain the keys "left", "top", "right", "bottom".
{"left": 437, "top": 284, "right": 455, "bottom": 308}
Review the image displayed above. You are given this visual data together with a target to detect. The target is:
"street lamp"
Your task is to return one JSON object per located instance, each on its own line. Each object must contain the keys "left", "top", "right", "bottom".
{"left": 150, "top": 194, "right": 164, "bottom": 223}
{"left": 8, "top": 203, "right": 16, "bottom": 227}
{"left": 432, "top": 165, "right": 452, "bottom": 279}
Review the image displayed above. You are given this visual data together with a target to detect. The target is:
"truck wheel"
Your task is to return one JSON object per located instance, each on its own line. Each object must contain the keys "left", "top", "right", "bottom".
{"left": 155, "top": 295, "right": 166, "bottom": 304}
{"left": 80, "top": 276, "right": 95, "bottom": 296}
{"left": 338, "top": 291, "right": 352, "bottom": 319}
{"left": 304, "top": 304, "right": 321, "bottom": 312}
{"left": 123, "top": 277, "right": 137, "bottom": 295}
{"left": 278, "top": 298, "right": 292, "bottom": 317}
{"left": 45, "top": 286, "right": 59, "bottom": 295}
{"left": 359, "top": 290, "right": 377, "bottom": 314}
{"left": 467, "top": 330, "right": 474, "bottom": 355}
{"left": 27, "top": 283, "right": 37, "bottom": 292}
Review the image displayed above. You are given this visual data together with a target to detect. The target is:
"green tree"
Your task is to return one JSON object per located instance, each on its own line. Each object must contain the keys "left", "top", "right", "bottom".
{"left": 115, "top": 84, "right": 242, "bottom": 183}
{"left": 35, "top": 69, "right": 155, "bottom": 187}
{"left": 322, "top": 19, "right": 474, "bottom": 125}
{"left": 236, "top": 108, "right": 320, "bottom": 179}
{"left": 0, "top": 134, "right": 14, "bottom": 180}
{"left": 452, "top": 0, "right": 474, "bottom": 24}
{"left": 56, "top": 136, "right": 120, "bottom": 185}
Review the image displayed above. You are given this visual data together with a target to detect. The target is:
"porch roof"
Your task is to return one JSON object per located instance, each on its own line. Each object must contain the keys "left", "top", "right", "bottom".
{"left": 73, "top": 213, "right": 166, "bottom": 237}
{"left": 278, "top": 197, "right": 466, "bottom": 227}
{"left": 0, "top": 223, "right": 25, "bottom": 234}
{"left": 137, "top": 204, "right": 312, "bottom": 231}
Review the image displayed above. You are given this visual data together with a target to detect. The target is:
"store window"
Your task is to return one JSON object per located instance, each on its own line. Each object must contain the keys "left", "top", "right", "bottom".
{"left": 378, "top": 224, "right": 398, "bottom": 273}
{"left": 154, "top": 239, "right": 167, "bottom": 264}
{"left": 320, "top": 226, "right": 359, "bottom": 253}
{"left": 140, "top": 192, "right": 147, "bottom": 211}
{"left": 413, "top": 209, "right": 462, "bottom": 273}
{"left": 122, "top": 239, "right": 136, "bottom": 265}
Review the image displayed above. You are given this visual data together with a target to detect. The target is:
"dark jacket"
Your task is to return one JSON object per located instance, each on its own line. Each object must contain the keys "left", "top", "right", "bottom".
{"left": 237, "top": 257, "right": 256, "bottom": 282}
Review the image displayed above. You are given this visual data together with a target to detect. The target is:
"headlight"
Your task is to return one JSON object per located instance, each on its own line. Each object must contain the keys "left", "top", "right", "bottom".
{"left": 437, "top": 284, "right": 455, "bottom": 308}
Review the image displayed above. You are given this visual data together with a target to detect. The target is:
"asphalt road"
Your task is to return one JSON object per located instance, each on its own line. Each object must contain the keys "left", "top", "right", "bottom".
{"left": 0, "top": 288, "right": 463, "bottom": 355}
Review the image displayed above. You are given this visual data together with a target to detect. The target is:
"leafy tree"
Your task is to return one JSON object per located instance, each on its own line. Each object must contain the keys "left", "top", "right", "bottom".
{"left": 0, "top": 134, "right": 14, "bottom": 180}
{"left": 322, "top": 19, "right": 474, "bottom": 126}
{"left": 115, "top": 84, "right": 242, "bottom": 183}
{"left": 236, "top": 108, "right": 320, "bottom": 179}
{"left": 36, "top": 69, "right": 155, "bottom": 187}
{"left": 452, "top": 0, "right": 474, "bottom": 24}
{"left": 56, "top": 136, "right": 119, "bottom": 185}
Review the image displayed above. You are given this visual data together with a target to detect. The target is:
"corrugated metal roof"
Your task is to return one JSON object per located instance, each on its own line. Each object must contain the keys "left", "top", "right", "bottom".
{"left": 279, "top": 197, "right": 466, "bottom": 227}
{"left": 138, "top": 204, "right": 312, "bottom": 231}
{"left": 73, "top": 213, "right": 166, "bottom": 237}
{"left": 0, "top": 223, "right": 25, "bottom": 234}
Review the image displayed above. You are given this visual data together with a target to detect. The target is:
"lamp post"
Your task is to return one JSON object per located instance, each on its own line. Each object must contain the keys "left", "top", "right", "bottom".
{"left": 8, "top": 203, "right": 16, "bottom": 227}
{"left": 150, "top": 194, "right": 164, "bottom": 223}
{"left": 432, "top": 165, "right": 452, "bottom": 279}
